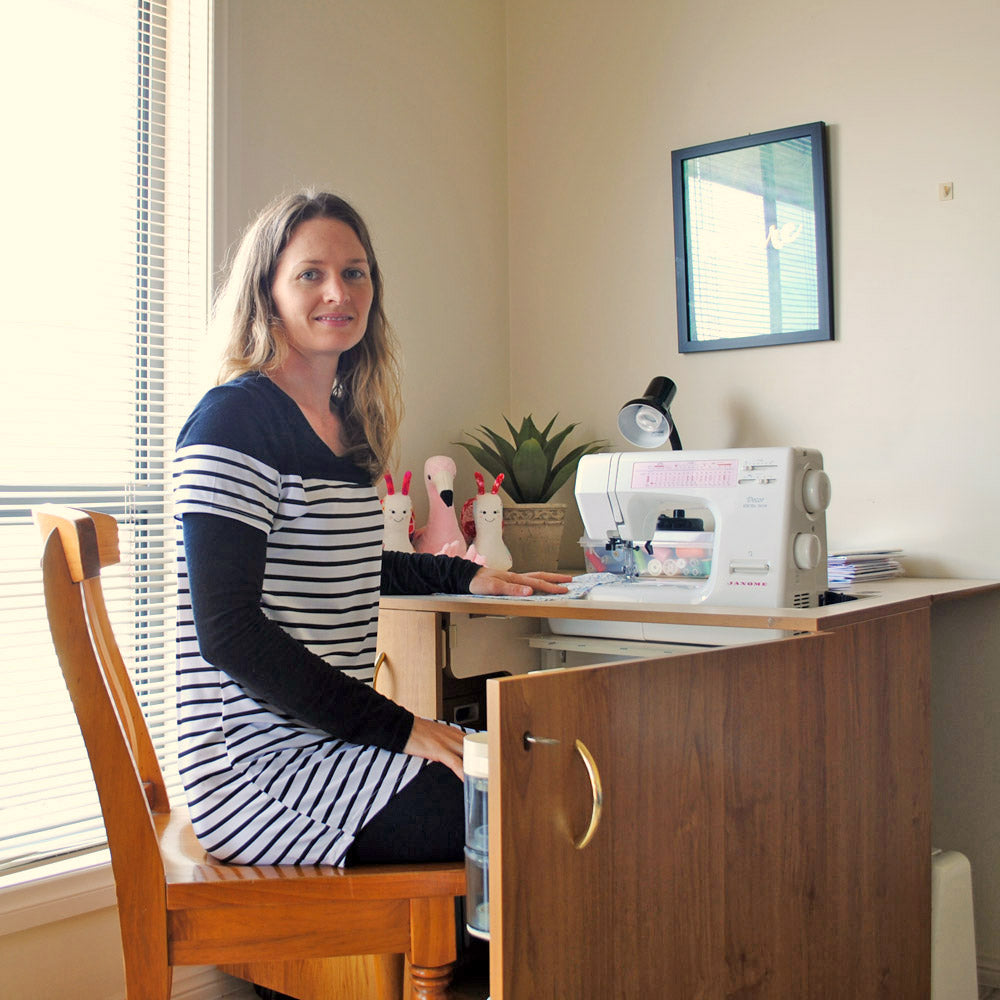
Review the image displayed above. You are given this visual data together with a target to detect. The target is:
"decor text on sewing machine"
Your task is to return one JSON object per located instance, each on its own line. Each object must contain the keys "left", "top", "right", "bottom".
{"left": 575, "top": 446, "right": 831, "bottom": 609}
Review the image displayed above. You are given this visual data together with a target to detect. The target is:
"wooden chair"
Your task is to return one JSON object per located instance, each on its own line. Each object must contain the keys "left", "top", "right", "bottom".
{"left": 33, "top": 505, "right": 466, "bottom": 1000}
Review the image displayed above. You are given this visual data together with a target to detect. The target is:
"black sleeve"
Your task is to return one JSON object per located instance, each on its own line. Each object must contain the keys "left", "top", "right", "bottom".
{"left": 380, "top": 549, "right": 482, "bottom": 596}
{"left": 182, "top": 512, "right": 415, "bottom": 752}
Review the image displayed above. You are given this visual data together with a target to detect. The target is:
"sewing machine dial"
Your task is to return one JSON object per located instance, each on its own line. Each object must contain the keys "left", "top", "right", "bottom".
{"left": 793, "top": 531, "right": 823, "bottom": 571}
{"left": 801, "top": 468, "right": 832, "bottom": 515}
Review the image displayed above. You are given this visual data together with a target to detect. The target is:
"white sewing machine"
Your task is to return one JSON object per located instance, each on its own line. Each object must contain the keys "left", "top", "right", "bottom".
{"left": 546, "top": 447, "right": 832, "bottom": 650}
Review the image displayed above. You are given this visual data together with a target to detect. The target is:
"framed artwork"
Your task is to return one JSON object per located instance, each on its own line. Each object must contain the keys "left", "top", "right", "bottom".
{"left": 672, "top": 121, "right": 833, "bottom": 353}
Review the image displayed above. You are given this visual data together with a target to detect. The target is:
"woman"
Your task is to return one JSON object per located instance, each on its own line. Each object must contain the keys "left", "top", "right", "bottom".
{"left": 173, "top": 190, "right": 568, "bottom": 868}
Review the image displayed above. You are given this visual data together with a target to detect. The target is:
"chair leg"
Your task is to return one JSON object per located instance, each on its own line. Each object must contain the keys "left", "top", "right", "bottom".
{"left": 123, "top": 961, "right": 172, "bottom": 1000}
{"left": 407, "top": 896, "right": 457, "bottom": 1000}
{"left": 409, "top": 963, "right": 454, "bottom": 999}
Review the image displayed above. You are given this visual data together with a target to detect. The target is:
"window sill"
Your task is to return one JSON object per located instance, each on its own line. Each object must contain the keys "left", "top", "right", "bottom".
{"left": 0, "top": 849, "right": 115, "bottom": 936}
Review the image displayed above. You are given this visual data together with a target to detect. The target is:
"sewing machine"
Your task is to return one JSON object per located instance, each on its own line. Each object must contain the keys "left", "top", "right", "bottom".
{"left": 548, "top": 447, "right": 832, "bottom": 647}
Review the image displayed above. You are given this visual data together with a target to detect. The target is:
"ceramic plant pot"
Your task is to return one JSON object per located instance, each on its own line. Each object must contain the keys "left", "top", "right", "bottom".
{"left": 501, "top": 502, "right": 567, "bottom": 572}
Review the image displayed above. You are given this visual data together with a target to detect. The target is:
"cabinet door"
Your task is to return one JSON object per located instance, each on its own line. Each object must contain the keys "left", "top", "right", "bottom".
{"left": 486, "top": 616, "right": 930, "bottom": 999}
{"left": 374, "top": 608, "right": 444, "bottom": 718}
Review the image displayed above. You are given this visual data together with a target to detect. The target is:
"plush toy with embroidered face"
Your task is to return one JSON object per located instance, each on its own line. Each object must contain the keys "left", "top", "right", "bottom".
{"left": 382, "top": 471, "right": 415, "bottom": 553}
{"left": 464, "top": 472, "right": 512, "bottom": 571}
{"left": 412, "top": 455, "right": 467, "bottom": 557}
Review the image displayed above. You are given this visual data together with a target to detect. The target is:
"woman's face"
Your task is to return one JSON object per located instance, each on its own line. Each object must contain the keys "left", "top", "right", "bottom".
{"left": 270, "top": 216, "right": 374, "bottom": 367}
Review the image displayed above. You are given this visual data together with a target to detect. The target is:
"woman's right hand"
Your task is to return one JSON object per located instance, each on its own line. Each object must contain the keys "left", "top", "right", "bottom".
{"left": 404, "top": 715, "right": 466, "bottom": 780}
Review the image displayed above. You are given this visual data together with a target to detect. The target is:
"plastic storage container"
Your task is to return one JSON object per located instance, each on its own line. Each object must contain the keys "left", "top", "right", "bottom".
{"left": 463, "top": 732, "right": 490, "bottom": 940}
{"left": 579, "top": 530, "right": 714, "bottom": 580}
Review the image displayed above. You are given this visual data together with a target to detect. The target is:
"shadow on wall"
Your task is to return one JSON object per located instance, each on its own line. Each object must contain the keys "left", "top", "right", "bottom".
{"left": 722, "top": 395, "right": 786, "bottom": 448}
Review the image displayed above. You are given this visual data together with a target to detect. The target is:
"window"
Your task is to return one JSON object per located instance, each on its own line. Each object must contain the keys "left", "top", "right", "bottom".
{"left": 0, "top": 0, "right": 210, "bottom": 873}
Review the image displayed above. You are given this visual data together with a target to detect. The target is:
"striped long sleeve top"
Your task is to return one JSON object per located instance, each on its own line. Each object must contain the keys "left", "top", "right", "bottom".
{"left": 172, "top": 373, "right": 478, "bottom": 866}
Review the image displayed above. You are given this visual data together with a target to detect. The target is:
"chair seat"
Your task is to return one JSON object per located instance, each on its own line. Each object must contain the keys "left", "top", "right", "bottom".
{"left": 157, "top": 807, "right": 466, "bottom": 966}
{"left": 161, "top": 807, "right": 466, "bottom": 901}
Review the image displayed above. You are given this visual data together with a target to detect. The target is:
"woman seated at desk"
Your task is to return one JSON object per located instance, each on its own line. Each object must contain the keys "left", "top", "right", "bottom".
{"left": 173, "top": 189, "right": 568, "bottom": 869}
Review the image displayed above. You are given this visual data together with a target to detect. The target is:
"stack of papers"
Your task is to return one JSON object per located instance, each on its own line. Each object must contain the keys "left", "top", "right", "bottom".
{"left": 827, "top": 550, "right": 904, "bottom": 589}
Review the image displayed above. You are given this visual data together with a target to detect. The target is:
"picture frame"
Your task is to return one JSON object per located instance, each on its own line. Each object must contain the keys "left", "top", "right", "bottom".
{"left": 671, "top": 121, "right": 833, "bottom": 353}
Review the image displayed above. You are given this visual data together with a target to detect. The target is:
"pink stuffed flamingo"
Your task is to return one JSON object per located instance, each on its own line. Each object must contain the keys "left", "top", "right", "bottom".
{"left": 464, "top": 472, "right": 512, "bottom": 571}
{"left": 381, "top": 471, "right": 414, "bottom": 553}
{"left": 412, "top": 455, "right": 467, "bottom": 557}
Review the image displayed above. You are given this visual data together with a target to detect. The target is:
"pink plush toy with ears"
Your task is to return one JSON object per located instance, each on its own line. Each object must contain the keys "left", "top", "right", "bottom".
{"left": 464, "top": 472, "right": 512, "bottom": 571}
{"left": 412, "top": 455, "right": 467, "bottom": 557}
{"left": 382, "top": 470, "right": 415, "bottom": 553}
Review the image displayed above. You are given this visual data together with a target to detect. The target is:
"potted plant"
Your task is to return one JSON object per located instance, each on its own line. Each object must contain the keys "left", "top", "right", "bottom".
{"left": 455, "top": 414, "right": 606, "bottom": 570}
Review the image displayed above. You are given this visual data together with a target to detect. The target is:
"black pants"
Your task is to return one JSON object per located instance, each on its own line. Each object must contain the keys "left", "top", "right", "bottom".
{"left": 345, "top": 761, "right": 465, "bottom": 865}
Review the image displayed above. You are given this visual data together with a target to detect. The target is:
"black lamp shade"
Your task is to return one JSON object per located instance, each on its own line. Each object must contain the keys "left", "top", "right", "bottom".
{"left": 617, "top": 377, "right": 682, "bottom": 449}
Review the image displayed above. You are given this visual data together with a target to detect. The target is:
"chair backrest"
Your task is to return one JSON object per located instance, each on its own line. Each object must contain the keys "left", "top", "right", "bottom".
{"left": 34, "top": 505, "right": 467, "bottom": 1000}
{"left": 34, "top": 506, "right": 171, "bottom": 919}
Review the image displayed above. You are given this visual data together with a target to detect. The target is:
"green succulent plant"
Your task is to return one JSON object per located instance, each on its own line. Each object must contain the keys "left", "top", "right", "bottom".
{"left": 455, "top": 414, "right": 607, "bottom": 504}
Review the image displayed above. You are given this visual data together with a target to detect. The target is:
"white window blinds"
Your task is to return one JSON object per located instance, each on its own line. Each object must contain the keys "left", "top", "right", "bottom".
{"left": 0, "top": 0, "right": 210, "bottom": 873}
{"left": 683, "top": 136, "right": 819, "bottom": 342}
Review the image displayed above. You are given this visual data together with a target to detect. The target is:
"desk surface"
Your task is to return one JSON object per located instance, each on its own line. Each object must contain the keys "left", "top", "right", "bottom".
{"left": 380, "top": 576, "right": 999, "bottom": 633}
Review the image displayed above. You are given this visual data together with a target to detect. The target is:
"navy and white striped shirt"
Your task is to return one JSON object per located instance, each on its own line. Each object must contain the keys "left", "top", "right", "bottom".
{"left": 172, "top": 373, "right": 472, "bottom": 866}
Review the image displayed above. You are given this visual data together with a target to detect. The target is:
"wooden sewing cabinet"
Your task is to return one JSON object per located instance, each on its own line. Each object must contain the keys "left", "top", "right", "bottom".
{"left": 371, "top": 577, "right": 998, "bottom": 999}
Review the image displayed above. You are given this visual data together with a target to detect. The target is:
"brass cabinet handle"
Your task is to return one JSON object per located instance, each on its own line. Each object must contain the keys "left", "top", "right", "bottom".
{"left": 373, "top": 651, "right": 387, "bottom": 688}
{"left": 573, "top": 738, "right": 603, "bottom": 850}
{"left": 522, "top": 732, "right": 603, "bottom": 849}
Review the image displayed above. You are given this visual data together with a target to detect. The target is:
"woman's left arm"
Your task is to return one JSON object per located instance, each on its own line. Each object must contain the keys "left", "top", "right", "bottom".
{"left": 381, "top": 550, "right": 571, "bottom": 597}
{"left": 468, "top": 567, "right": 572, "bottom": 596}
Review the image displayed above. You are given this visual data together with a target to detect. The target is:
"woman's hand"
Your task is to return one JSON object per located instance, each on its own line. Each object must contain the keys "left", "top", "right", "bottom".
{"left": 468, "top": 567, "right": 572, "bottom": 598}
{"left": 404, "top": 716, "right": 467, "bottom": 780}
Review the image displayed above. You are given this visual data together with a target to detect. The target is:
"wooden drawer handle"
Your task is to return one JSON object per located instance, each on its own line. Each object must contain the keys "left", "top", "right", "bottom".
{"left": 574, "top": 738, "right": 603, "bottom": 850}
{"left": 373, "top": 651, "right": 387, "bottom": 688}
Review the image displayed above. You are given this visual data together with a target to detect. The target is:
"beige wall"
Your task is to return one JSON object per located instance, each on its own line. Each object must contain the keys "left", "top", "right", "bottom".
{"left": 217, "top": 0, "right": 1000, "bottom": 978}
{"left": 0, "top": 907, "right": 124, "bottom": 999}
{"left": 507, "top": 0, "right": 1000, "bottom": 580}
{"left": 213, "top": 0, "right": 511, "bottom": 526}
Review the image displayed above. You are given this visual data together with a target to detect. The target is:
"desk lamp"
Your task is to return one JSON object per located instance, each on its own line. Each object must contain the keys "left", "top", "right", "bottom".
{"left": 617, "top": 376, "right": 683, "bottom": 449}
